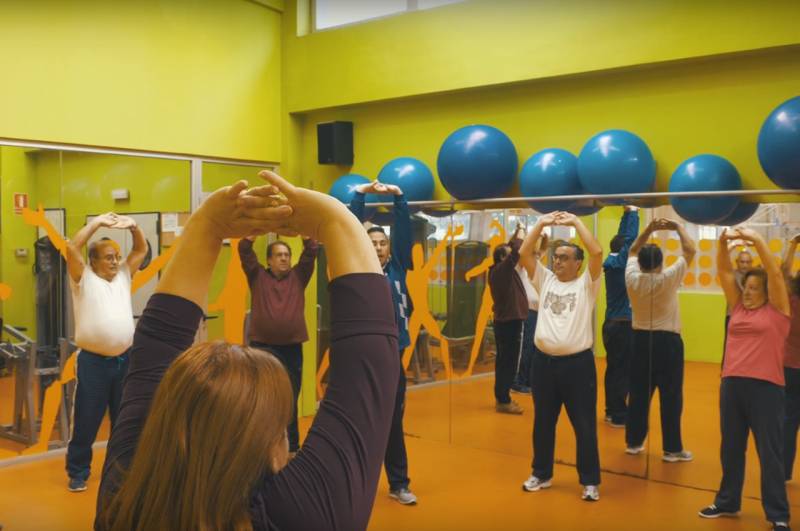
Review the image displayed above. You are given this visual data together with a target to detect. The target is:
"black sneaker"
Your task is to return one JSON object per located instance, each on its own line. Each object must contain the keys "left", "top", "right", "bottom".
{"left": 68, "top": 478, "right": 87, "bottom": 492}
{"left": 698, "top": 504, "right": 738, "bottom": 518}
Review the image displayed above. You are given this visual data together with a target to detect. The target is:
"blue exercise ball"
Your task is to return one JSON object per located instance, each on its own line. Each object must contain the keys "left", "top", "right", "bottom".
{"left": 716, "top": 201, "right": 759, "bottom": 226}
{"left": 377, "top": 157, "right": 435, "bottom": 204}
{"left": 577, "top": 129, "right": 656, "bottom": 203}
{"left": 758, "top": 96, "right": 800, "bottom": 189}
{"left": 329, "top": 173, "right": 370, "bottom": 204}
{"left": 329, "top": 173, "right": 379, "bottom": 218}
{"left": 519, "top": 149, "right": 581, "bottom": 213}
{"left": 437, "top": 124, "right": 518, "bottom": 200}
{"left": 568, "top": 200, "right": 603, "bottom": 217}
{"left": 669, "top": 155, "right": 742, "bottom": 225}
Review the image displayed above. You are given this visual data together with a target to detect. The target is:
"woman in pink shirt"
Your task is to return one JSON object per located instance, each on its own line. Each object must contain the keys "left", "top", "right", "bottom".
{"left": 699, "top": 228, "right": 791, "bottom": 531}
{"left": 781, "top": 235, "right": 800, "bottom": 482}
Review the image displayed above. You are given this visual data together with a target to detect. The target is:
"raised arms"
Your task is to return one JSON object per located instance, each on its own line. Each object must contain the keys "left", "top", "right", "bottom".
{"left": 66, "top": 213, "right": 122, "bottom": 283}
{"left": 735, "top": 228, "right": 790, "bottom": 317}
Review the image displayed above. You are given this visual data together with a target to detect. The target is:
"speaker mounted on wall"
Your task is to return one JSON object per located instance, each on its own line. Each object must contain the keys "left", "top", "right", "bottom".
{"left": 317, "top": 121, "right": 353, "bottom": 165}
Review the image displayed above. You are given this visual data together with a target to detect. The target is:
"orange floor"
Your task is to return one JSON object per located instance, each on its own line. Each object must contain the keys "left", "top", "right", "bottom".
{"left": 0, "top": 359, "right": 797, "bottom": 530}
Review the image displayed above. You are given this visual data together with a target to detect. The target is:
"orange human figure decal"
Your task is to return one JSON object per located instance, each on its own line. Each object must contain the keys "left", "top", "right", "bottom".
{"left": 131, "top": 241, "right": 178, "bottom": 292}
{"left": 208, "top": 239, "right": 249, "bottom": 345}
{"left": 0, "top": 283, "right": 12, "bottom": 301}
{"left": 316, "top": 348, "right": 330, "bottom": 399}
{"left": 462, "top": 220, "right": 506, "bottom": 378}
{"left": 22, "top": 205, "right": 68, "bottom": 256}
{"left": 22, "top": 350, "right": 77, "bottom": 455}
{"left": 402, "top": 225, "right": 463, "bottom": 379}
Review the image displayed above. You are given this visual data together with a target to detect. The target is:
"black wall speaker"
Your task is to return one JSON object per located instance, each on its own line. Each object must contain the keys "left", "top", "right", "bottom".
{"left": 317, "top": 121, "right": 353, "bottom": 165}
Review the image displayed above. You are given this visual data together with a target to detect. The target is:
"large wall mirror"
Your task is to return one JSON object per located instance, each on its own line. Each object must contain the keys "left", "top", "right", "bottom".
{"left": 5, "top": 138, "right": 800, "bottom": 516}
{"left": 0, "top": 142, "right": 271, "bottom": 462}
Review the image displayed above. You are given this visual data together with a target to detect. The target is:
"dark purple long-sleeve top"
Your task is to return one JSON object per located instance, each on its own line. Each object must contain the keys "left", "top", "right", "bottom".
{"left": 95, "top": 273, "right": 399, "bottom": 531}
{"left": 488, "top": 237, "right": 528, "bottom": 323}
{"left": 239, "top": 238, "right": 318, "bottom": 345}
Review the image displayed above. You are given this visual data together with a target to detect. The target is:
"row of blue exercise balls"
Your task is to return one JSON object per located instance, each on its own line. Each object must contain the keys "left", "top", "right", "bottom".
{"left": 438, "top": 95, "right": 800, "bottom": 202}
{"left": 439, "top": 125, "right": 657, "bottom": 203}
{"left": 330, "top": 158, "right": 758, "bottom": 227}
{"left": 441, "top": 125, "right": 759, "bottom": 225}
{"left": 329, "top": 155, "right": 757, "bottom": 225}
{"left": 519, "top": 148, "right": 748, "bottom": 224}
{"left": 328, "top": 157, "right": 436, "bottom": 219}
{"left": 329, "top": 94, "right": 800, "bottom": 224}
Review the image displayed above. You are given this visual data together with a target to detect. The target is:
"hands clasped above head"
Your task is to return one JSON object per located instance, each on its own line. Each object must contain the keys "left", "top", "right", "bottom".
{"left": 537, "top": 211, "right": 579, "bottom": 227}
{"left": 721, "top": 227, "right": 759, "bottom": 243}
{"left": 643, "top": 218, "right": 681, "bottom": 233}
{"left": 190, "top": 176, "right": 292, "bottom": 241}
{"left": 95, "top": 212, "right": 138, "bottom": 230}
{"left": 355, "top": 180, "right": 402, "bottom": 196}
{"left": 200, "top": 170, "right": 351, "bottom": 243}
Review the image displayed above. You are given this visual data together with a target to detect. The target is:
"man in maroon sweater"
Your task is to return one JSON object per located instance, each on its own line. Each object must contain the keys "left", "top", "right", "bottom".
{"left": 239, "top": 237, "right": 318, "bottom": 453}
{"left": 488, "top": 224, "right": 528, "bottom": 415}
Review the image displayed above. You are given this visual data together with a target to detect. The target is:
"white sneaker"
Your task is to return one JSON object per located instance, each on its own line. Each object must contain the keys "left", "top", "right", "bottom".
{"left": 663, "top": 450, "right": 693, "bottom": 462}
{"left": 625, "top": 444, "right": 645, "bottom": 455}
{"left": 581, "top": 485, "right": 600, "bottom": 502}
{"left": 522, "top": 475, "right": 552, "bottom": 492}
{"left": 389, "top": 488, "right": 417, "bottom": 505}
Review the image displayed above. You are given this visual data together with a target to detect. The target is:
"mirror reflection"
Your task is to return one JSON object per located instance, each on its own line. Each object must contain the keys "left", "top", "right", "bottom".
{"left": 4, "top": 145, "right": 800, "bottom": 518}
{"left": 0, "top": 147, "right": 191, "bottom": 474}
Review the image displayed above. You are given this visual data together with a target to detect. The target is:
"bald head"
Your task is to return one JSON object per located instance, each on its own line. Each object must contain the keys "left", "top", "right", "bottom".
{"left": 89, "top": 238, "right": 122, "bottom": 281}
{"left": 735, "top": 251, "right": 753, "bottom": 275}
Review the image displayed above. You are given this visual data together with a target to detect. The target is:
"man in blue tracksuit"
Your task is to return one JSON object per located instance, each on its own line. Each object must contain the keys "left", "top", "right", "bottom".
{"left": 350, "top": 180, "right": 417, "bottom": 505}
{"left": 601, "top": 206, "right": 639, "bottom": 427}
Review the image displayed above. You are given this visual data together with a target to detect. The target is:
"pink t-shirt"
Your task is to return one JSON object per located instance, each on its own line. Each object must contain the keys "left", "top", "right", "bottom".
{"left": 723, "top": 302, "right": 790, "bottom": 386}
{"left": 784, "top": 296, "right": 800, "bottom": 369}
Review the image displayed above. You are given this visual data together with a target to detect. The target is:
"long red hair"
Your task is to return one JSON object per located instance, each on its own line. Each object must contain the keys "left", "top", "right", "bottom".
{"left": 100, "top": 341, "right": 293, "bottom": 530}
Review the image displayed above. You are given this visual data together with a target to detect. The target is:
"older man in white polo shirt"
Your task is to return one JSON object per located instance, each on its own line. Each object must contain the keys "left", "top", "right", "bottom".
{"left": 65, "top": 212, "right": 147, "bottom": 492}
{"left": 518, "top": 211, "right": 604, "bottom": 502}
{"left": 624, "top": 218, "right": 696, "bottom": 463}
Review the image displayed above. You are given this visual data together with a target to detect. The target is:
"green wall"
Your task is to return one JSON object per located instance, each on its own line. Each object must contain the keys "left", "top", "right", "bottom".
{"left": 0, "top": 148, "right": 38, "bottom": 334}
{"left": 284, "top": 0, "right": 800, "bottom": 112}
{"left": 0, "top": 0, "right": 283, "bottom": 161}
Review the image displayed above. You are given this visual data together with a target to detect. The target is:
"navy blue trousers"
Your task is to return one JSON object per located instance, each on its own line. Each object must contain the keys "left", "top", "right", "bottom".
{"left": 714, "top": 377, "right": 789, "bottom": 523}
{"left": 66, "top": 349, "right": 129, "bottom": 481}
{"left": 252, "top": 342, "right": 303, "bottom": 452}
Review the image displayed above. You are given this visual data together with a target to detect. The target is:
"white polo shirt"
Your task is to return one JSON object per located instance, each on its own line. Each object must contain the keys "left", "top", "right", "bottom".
{"left": 625, "top": 256, "right": 687, "bottom": 334}
{"left": 69, "top": 263, "right": 135, "bottom": 356}
{"left": 532, "top": 261, "right": 601, "bottom": 355}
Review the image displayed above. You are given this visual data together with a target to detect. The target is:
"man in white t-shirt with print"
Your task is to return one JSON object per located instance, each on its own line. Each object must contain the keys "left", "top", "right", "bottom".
{"left": 65, "top": 212, "right": 148, "bottom": 493}
{"left": 624, "top": 218, "right": 696, "bottom": 463}
{"left": 518, "top": 211, "right": 604, "bottom": 502}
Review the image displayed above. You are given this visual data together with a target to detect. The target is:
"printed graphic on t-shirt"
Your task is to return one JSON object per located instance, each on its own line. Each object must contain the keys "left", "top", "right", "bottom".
{"left": 543, "top": 292, "right": 576, "bottom": 315}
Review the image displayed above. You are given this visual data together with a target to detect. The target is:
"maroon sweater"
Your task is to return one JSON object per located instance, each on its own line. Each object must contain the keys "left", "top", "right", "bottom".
{"left": 488, "top": 237, "right": 528, "bottom": 323}
{"left": 96, "top": 273, "right": 399, "bottom": 530}
{"left": 239, "top": 238, "right": 318, "bottom": 345}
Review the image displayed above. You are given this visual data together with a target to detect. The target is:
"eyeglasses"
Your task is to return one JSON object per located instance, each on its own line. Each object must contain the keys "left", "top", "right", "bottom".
{"left": 102, "top": 255, "right": 122, "bottom": 263}
{"left": 552, "top": 253, "right": 574, "bottom": 262}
